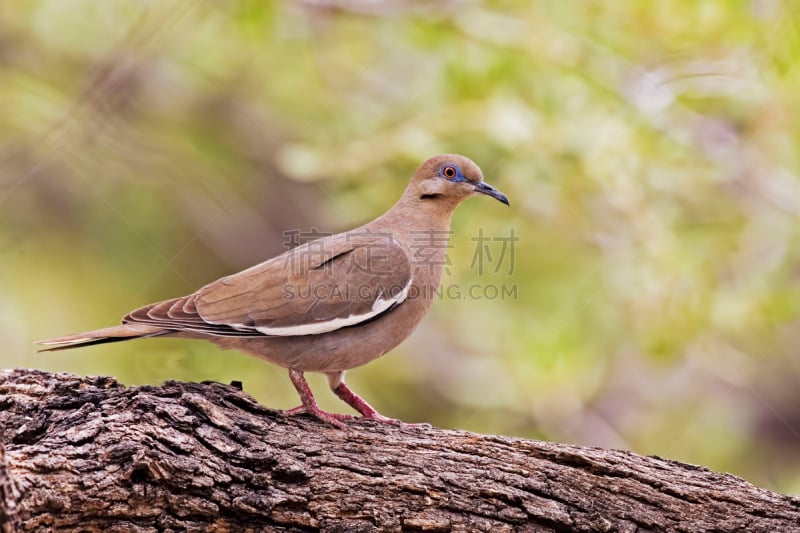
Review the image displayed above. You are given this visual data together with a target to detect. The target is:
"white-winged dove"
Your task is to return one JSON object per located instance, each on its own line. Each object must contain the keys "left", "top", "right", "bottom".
{"left": 38, "top": 154, "right": 509, "bottom": 426}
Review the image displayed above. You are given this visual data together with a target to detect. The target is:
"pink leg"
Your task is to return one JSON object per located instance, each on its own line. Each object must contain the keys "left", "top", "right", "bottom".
{"left": 332, "top": 381, "right": 399, "bottom": 424}
{"left": 284, "top": 369, "right": 354, "bottom": 428}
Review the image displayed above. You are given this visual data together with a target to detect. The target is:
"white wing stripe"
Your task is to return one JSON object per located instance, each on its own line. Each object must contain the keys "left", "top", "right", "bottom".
{"left": 232, "top": 279, "right": 412, "bottom": 337}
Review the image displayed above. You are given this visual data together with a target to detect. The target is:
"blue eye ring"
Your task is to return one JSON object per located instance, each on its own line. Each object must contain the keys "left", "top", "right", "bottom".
{"left": 442, "top": 164, "right": 458, "bottom": 180}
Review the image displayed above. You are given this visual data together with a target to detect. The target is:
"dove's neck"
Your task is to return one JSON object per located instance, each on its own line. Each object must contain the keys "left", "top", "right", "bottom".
{"left": 364, "top": 191, "right": 459, "bottom": 295}
{"left": 366, "top": 190, "right": 458, "bottom": 243}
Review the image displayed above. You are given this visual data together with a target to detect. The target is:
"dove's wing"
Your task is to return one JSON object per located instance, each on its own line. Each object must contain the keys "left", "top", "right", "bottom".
{"left": 123, "top": 232, "right": 412, "bottom": 337}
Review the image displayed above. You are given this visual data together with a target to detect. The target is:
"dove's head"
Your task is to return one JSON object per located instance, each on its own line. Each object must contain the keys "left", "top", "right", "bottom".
{"left": 409, "top": 154, "right": 509, "bottom": 209}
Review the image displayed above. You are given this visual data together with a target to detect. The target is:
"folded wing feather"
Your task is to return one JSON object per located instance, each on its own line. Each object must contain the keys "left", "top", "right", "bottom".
{"left": 122, "top": 232, "right": 412, "bottom": 338}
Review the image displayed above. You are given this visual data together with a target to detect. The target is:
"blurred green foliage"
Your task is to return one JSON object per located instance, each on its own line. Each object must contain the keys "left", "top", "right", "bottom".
{"left": 2, "top": 1, "right": 800, "bottom": 494}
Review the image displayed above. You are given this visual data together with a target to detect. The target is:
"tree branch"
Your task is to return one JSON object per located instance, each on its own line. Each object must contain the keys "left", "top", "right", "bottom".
{"left": 1, "top": 368, "right": 798, "bottom": 532}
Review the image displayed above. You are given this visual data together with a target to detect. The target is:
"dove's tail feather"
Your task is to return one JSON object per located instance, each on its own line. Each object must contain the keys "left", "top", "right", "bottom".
{"left": 36, "top": 324, "right": 169, "bottom": 352}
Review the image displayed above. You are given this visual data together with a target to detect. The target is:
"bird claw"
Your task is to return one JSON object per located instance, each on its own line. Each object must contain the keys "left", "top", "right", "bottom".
{"left": 355, "top": 412, "right": 401, "bottom": 425}
{"left": 286, "top": 369, "right": 421, "bottom": 428}
{"left": 282, "top": 405, "right": 354, "bottom": 428}
{"left": 282, "top": 405, "right": 412, "bottom": 428}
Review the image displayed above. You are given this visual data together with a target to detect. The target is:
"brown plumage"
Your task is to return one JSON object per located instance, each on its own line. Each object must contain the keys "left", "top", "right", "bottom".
{"left": 37, "top": 154, "right": 509, "bottom": 426}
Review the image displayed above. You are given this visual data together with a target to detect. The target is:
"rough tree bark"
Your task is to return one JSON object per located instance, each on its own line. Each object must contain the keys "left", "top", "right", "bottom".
{"left": 0, "top": 369, "right": 798, "bottom": 532}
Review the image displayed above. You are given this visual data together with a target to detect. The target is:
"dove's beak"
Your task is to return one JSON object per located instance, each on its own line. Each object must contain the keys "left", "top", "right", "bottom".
{"left": 474, "top": 181, "right": 510, "bottom": 206}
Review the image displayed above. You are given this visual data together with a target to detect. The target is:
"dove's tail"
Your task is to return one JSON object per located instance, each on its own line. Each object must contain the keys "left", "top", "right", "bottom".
{"left": 35, "top": 324, "right": 169, "bottom": 352}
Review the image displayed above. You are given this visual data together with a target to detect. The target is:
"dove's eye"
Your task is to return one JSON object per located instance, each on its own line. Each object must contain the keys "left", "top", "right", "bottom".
{"left": 442, "top": 165, "right": 458, "bottom": 180}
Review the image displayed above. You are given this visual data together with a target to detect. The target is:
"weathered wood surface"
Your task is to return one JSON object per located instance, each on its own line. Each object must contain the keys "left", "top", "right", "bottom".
{"left": 0, "top": 368, "right": 798, "bottom": 532}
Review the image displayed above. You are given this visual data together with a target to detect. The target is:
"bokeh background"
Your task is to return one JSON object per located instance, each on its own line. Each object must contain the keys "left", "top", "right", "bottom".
{"left": 3, "top": 1, "right": 800, "bottom": 494}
